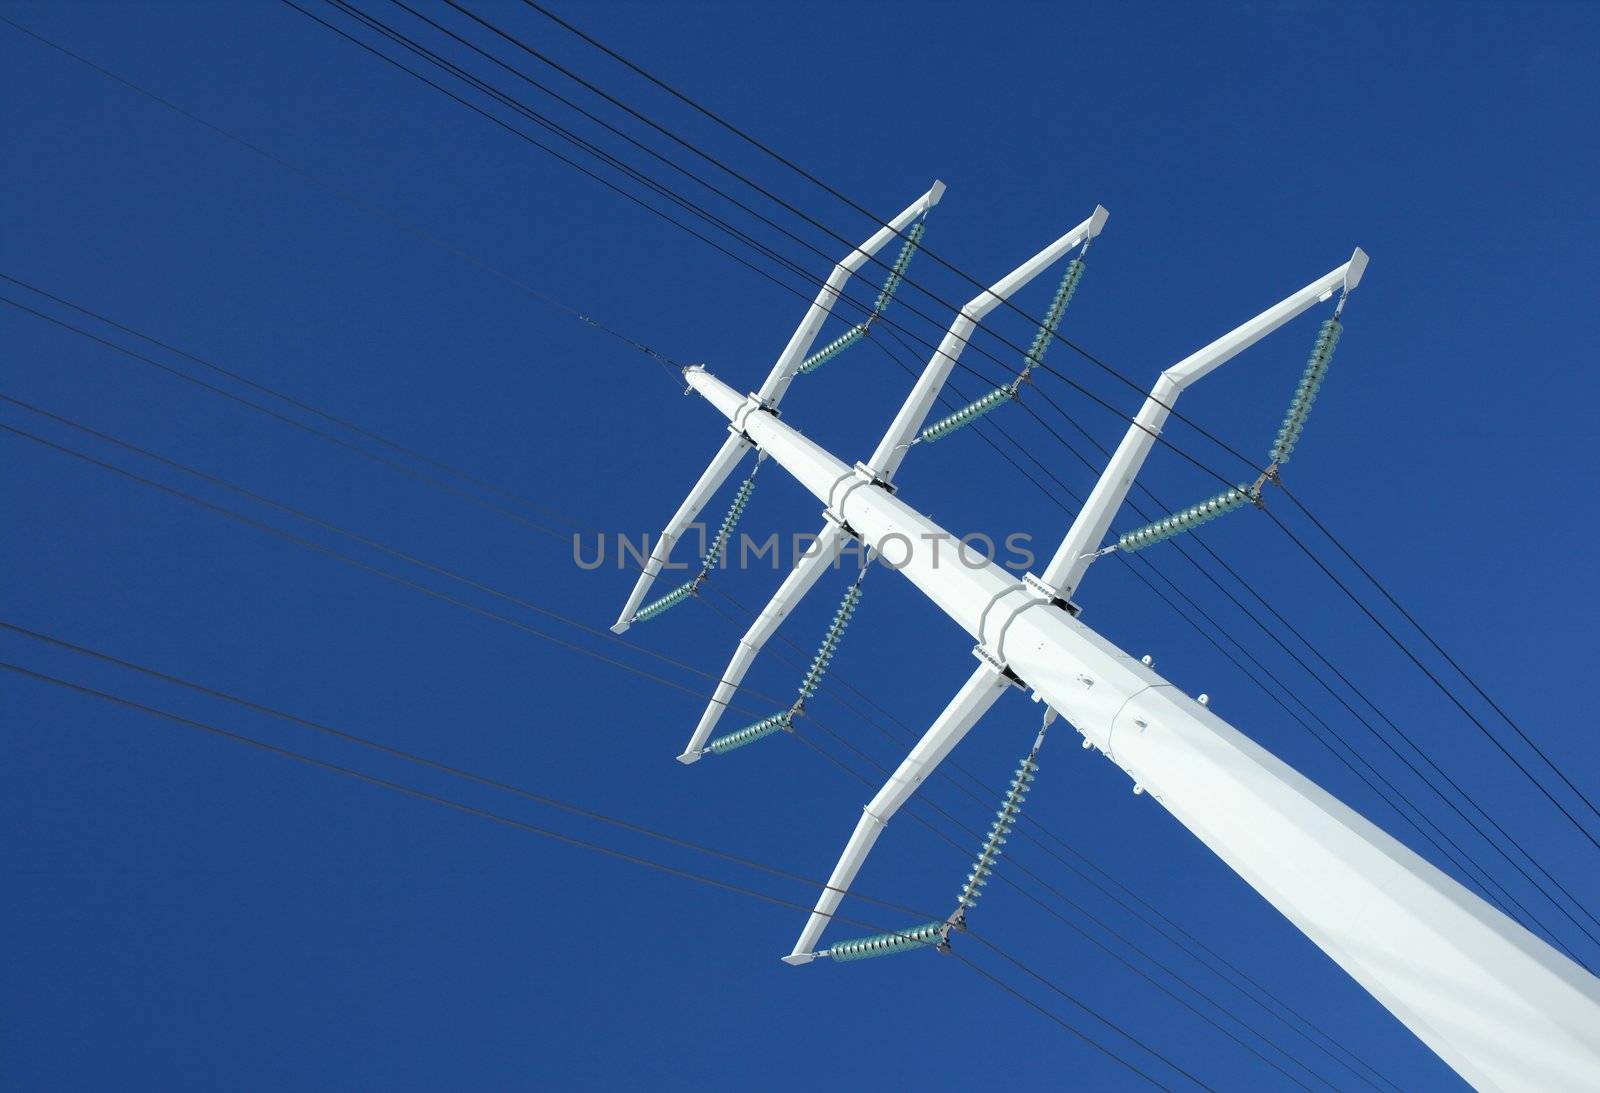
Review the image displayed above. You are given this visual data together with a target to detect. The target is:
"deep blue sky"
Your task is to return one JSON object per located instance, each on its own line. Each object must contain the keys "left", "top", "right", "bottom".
{"left": 3, "top": 2, "right": 1597, "bottom": 1089}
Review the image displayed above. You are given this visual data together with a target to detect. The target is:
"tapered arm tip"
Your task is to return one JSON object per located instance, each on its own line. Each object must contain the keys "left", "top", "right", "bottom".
{"left": 1345, "top": 247, "right": 1369, "bottom": 292}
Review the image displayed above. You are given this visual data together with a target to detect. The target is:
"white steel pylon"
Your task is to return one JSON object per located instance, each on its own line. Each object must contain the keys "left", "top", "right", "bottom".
{"left": 616, "top": 185, "right": 1600, "bottom": 1091}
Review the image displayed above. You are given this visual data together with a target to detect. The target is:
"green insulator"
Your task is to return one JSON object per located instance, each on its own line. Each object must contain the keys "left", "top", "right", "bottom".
{"left": 919, "top": 385, "right": 1014, "bottom": 443}
{"left": 827, "top": 921, "right": 946, "bottom": 962}
{"left": 795, "top": 583, "right": 863, "bottom": 703}
{"left": 872, "top": 221, "right": 926, "bottom": 315}
{"left": 957, "top": 754, "right": 1040, "bottom": 909}
{"left": 699, "top": 476, "right": 758, "bottom": 573}
{"left": 798, "top": 324, "right": 866, "bottom": 375}
{"left": 632, "top": 579, "right": 696, "bottom": 623}
{"left": 1268, "top": 318, "right": 1342, "bottom": 466}
{"left": 1116, "top": 485, "right": 1251, "bottom": 554}
{"left": 706, "top": 710, "right": 791, "bottom": 755}
{"left": 1021, "top": 258, "right": 1086, "bottom": 373}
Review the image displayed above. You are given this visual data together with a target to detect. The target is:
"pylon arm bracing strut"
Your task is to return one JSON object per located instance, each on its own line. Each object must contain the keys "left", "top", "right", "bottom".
{"left": 1037, "top": 249, "right": 1368, "bottom": 600}
{"left": 677, "top": 520, "right": 848, "bottom": 763}
{"left": 867, "top": 205, "right": 1109, "bottom": 482}
{"left": 611, "top": 431, "right": 752, "bottom": 633}
{"left": 756, "top": 181, "right": 946, "bottom": 409}
{"left": 682, "top": 362, "right": 1600, "bottom": 1091}
{"left": 784, "top": 662, "right": 1012, "bottom": 963}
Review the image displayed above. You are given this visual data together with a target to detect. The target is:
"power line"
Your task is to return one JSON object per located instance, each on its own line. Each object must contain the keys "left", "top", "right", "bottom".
{"left": 0, "top": 420, "right": 730, "bottom": 707}
{"left": 1283, "top": 485, "right": 1600, "bottom": 831}
{"left": 1001, "top": 375, "right": 1600, "bottom": 948}
{"left": 282, "top": 0, "right": 864, "bottom": 341}
{"left": 0, "top": 618, "right": 929, "bottom": 921}
{"left": 18, "top": 0, "right": 1579, "bottom": 869}
{"left": 2, "top": 658, "right": 1191, "bottom": 1091}
{"left": 5, "top": 596, "right": 1314, "bottom": 1088}
{"left": 0, "top": 13, "right": 682, "bottom": 378}
{"left": 0, "top": 291, "right": 573, "bottom": 539}
{"left": 288, "top": 0, "right": 1261, "bottom": 500}
{"left": 508, "top": 0, "right": 1266, "bottom": 480}
{"left": 503, "top": 0, "right": 1599, "bottom": 873}
{"left": 15, "top": 240, "right": 1585, "bottom": 1003}
{"left": 6, "top": 4, "right": 1568, "bottom": 1068}
{"left": 0, "top": 272, "right": 645, "bottom": 527}
{"left": 12, "top": 90, "right": 1585, "bottom": 955}
{"left": 0, "top": 400, "right": 1355, "bottom": 1088}
{"left": 0, "top": 391, "right": 770, "bottom": 704}
{"left": 3, "top": 281, "right": 1402, "bottom": 1083}
{"left": 863, "top": 330, "right": 1597, "bottom": 964}
{"left": 786, "top": 694, "right": 1332, "bottom": 1092}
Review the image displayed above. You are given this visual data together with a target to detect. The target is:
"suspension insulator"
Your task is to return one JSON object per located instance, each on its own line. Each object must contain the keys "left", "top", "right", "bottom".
{"left": 699, "top": 474, "right": 757, "bottom": 574}
{"left": 1116, "top": 484, "right": 1251, "bottom": 554}
{"left": 1021, "top": 257, "right": 1086, "bottom": 374}
{"left": 706, "top": 710, "right": 791, "bottom": 755}
{"left": 872, "top": 221, "right": 926, "bottom": 316}
{"left": 1268, "top": 318, "right": 1342, "bottom": 466}
{"left": 826, "top": 921, "right": 946, "bottom": 962}
{"left": 798, "top": 325, "right": 866, "bottom": 375}
{"left": 795, "top": 582, "right": 862, "bottom": 703}
{"left": 919, "top": 386, "right": 1014, "bottom": 443}
{"left": 956, "top": 755, "right": 1039, "bottom": 911}
{"left": 632, "top": 579, "right": 697, "bottom": 623}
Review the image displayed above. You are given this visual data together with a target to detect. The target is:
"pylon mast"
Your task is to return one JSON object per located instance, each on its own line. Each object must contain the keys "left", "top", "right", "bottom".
{"left": 680, "top": 362, "right": 1600, "bottom": 1090}
{"left": 617, "top": 187, "right": 1600, "bottom": 1088}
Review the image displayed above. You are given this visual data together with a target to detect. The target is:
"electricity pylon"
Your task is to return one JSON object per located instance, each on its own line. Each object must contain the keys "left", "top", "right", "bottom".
{"left": 613, "top": 183, "right": 1600, "bottom": 1090}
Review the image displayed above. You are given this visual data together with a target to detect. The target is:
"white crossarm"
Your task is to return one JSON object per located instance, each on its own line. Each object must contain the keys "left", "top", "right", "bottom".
{"left": 611, "top": 430, "right": 751, "bottom": 633}
{"left": 1036, "top": 248, "right": 1368, "bottom": 600}
{"left": 676, "top": 520, "right": 848, "bottom": 763}
{"left": 866, "top": 205, "right": 1109, "bottom": 482}
{"left": 784, "top": 662, "right": 1012, "bottom": 963}
{"left": 755, "top": 181, "right": 945, "bottom": 408}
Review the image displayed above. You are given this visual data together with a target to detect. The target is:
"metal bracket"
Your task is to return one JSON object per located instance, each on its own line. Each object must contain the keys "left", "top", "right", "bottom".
{"left": 852, "top": 461, "right": 898, "bottom": 495}
{"left": 822, "top": 507, "right": 861, "bottom": 542}
{"left": 971, "top": 644, "right": 1026, "bottom": 689}
{"left": 1023, "top": 572, "right": 1081, "bottom": 616}
{"left": 732, "top": 393, "right": 779, "bottom": 438}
